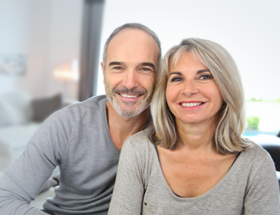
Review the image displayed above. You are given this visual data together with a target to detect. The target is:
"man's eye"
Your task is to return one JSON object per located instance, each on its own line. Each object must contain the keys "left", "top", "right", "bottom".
{"left": 199, "top": 75, "right": 213, "bottom": 80}
{"left": 140, "top": 67, "right": 151, "bottom": 72}
{"left": 113, "top": 66, "right": 123, "bottom": 70}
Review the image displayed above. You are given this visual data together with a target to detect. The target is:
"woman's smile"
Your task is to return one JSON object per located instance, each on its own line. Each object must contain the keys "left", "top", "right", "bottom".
{"left": 166, "top": 52, "right": 223, "bottom": 126}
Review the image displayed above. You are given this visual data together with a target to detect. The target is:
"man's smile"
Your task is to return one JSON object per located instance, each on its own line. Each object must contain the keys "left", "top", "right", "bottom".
{"left": 119, "top": 94, "right": 140, "bottom": 98}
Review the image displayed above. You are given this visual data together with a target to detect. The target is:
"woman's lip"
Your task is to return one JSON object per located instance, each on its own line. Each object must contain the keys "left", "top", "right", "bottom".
{"left": 180, "top": 101, "right": 204, "bottom": 103}
{"left": 179, "top": 102, "right": 205, "bottom": 110}
{"left": 180, "top": 102, "right": 204, "bottom": 106}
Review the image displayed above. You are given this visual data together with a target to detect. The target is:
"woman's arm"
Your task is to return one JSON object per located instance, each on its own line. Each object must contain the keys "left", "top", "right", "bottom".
{"left": 108, "top": 139, "right": 146, "bottom": 215}
{"left": 244, "top": 152, "right": 280, "bottom": 214}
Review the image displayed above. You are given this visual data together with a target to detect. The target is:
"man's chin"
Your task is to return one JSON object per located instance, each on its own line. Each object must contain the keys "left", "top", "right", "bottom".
{"left": 115, "top": 105, "right": 149, "bottom": 118}
{"left": 116, "top": 108, "right": 142, "bottom": 118}
{"left": 108, "top": 96, "right": 150, "bottom": 117}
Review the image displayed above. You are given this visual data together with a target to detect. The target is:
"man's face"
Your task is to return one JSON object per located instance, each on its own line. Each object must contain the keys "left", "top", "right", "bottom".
{"left": 102, "top": 29, "right": 159, "bottom": 117}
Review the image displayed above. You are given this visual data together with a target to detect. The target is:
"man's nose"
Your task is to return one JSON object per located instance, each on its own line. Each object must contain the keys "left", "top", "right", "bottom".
{"left": 122, "top": 71, "right": 138, "bottom": 89}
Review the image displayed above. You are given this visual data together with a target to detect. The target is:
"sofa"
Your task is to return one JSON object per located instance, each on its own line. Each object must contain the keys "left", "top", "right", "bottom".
{"left": 0, "top": 90, "right": 62, "bottom": 208}
{"left": 0, "top": 90, "right": 62, "bottom": 171}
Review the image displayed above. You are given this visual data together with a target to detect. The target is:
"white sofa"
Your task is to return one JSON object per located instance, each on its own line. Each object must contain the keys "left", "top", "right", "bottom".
{"left": 0, "top": 90, "right": 62, "bottom": 171}
{"left": 0, "top": 91, "right": 41, "bottom": 171}
{"left": 0, "top": 90, "right": 61, "bottom": 208}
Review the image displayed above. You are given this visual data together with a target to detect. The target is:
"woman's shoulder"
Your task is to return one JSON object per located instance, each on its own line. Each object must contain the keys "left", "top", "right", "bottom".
{"left": 239, "top": 141, "right": 275, "bottom": 170}
{"left": 242, "top": 141, "right": 271, "bottom": 160}
{"left": 122, "top": 130, "right": 155, "bottom": 157}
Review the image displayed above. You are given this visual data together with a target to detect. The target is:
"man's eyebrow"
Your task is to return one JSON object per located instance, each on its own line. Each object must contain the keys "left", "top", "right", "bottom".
{"left": 108, "top": 61, "right": 124, "bottom": 66}
{"left": 140, "top": 62, "right": 156, "bottom": 70}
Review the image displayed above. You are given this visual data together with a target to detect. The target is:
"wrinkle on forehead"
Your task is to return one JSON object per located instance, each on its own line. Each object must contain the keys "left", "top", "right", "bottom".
{"left": 106, "top": 29, "right": 159, "bottom": 68}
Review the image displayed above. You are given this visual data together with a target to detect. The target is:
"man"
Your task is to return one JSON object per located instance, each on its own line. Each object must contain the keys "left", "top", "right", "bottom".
{"left": 0, "top": 23, "right": 161, "bottom": 215}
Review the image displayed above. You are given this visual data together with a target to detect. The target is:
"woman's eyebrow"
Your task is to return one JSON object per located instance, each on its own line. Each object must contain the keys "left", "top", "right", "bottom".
{"left": 197, "top": 69, "right": 210, "bottom": 74}
{"left": 169, "top": 71, "right": 182, "bottom": 77}
{"left": 169, "top": 69, "right": 210, "bottom": 75}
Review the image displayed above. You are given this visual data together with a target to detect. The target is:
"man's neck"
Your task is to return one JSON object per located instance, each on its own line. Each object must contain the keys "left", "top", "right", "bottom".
{"left": 106, "top": 101, "right": 150, "bottom": 151}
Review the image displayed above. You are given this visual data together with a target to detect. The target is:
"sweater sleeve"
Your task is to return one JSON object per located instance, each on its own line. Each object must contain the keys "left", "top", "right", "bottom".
{"left": 108, "top": 139, "right": 145, "bottom": 215}
{"left": 0, "top": 110, "right": 70, "bottom": 215}
{"left": 243, "top": 152, "right": 280, "bottom": 215}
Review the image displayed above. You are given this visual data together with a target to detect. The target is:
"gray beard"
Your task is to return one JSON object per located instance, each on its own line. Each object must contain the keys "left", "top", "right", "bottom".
{"left": 107, "top": 96, "right": 149, "bottom": 118}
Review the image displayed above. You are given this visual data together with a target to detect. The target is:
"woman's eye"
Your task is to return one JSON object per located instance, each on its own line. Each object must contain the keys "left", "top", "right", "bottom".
{"left": 170, "top": 77, "right": 182, "bottom": 82}
{"left": 199, "top": 75, "right": 213, "bottom": 80}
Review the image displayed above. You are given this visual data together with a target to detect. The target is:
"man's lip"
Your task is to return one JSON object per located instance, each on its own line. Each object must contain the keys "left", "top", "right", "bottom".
{"left": 118, "top": 93, "right": 141, "bottom": 98}
{"left": 117, "top": 93, "right": 143, "bottom": 100}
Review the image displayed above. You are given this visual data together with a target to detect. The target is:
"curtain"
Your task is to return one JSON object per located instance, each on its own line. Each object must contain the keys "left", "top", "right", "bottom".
{"left": 79, "top": 0, "right": 105, "bottom": 101}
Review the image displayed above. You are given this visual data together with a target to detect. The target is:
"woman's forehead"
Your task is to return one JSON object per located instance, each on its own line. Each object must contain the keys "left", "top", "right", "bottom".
{"left": 169, "top": 50, "right": 207, "bottom": 72}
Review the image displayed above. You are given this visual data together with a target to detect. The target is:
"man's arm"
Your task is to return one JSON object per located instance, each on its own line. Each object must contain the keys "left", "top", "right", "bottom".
{"left": 0, "top": 111, "right": 70, "bottom": 214}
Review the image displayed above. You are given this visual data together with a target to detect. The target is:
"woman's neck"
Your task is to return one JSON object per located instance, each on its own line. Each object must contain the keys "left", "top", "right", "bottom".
{"left": 175, "top": 118, "right": 217, "bottom": 152}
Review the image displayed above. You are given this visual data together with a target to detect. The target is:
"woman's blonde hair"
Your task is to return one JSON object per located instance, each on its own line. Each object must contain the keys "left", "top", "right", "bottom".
{"left": 148, "top": 38, "right": 251, "bottom": 154}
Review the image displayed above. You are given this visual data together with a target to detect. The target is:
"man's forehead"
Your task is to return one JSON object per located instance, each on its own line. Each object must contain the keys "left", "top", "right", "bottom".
{"left": 109, "top": 28, "right": 154, "bottom": 45}
{"left": 106, "top": 28, "right": 159, "bottom": 66}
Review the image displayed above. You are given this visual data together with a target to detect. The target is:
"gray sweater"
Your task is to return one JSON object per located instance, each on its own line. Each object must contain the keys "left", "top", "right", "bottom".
{"left": 108, "top": 131, "right": 280, "bottom": 215}
{"left": 0, "top": 95, "right": 120, "bottom": 215}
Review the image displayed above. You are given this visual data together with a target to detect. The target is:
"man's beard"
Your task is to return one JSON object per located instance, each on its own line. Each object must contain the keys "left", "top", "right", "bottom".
{"left": 105, "top": 84, "right": 151, "bottom": 117}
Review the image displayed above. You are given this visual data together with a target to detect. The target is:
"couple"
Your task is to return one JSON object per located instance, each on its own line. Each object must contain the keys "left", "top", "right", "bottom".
{"left": 0, "top": 23, "right": 279, "bottom": 214}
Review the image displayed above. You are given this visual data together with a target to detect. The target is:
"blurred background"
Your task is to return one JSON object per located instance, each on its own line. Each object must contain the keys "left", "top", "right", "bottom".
{"left": 0, "top": 0, "right": 280, "bottom": 172}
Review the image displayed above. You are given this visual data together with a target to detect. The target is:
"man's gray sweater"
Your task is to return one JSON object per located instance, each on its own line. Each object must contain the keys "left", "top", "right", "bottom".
{"left": 0, "top": 95, "right": 120, "bottom": 215}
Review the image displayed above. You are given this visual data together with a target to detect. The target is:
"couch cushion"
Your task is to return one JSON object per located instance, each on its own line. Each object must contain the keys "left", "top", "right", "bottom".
{"left": 0, "top": 122, "right": 41, "bottom": 171}
{"left": 31, "top": 93, "right": 62, "bottom": 122}
{"left": 0, "top": 91, "right": 32, "bottom": 127}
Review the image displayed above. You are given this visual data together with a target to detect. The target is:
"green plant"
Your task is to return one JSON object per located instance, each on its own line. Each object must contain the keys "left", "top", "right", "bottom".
{"left": 247, "top": 116, "right": 260, "bottom": 130}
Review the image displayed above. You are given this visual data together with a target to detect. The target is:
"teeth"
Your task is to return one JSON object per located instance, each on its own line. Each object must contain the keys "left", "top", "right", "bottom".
{"left": 181, "top": 102, "right": 203, "bottom": 107}
{"left": 121, "top": 94, "right": 138, "bottom": 98}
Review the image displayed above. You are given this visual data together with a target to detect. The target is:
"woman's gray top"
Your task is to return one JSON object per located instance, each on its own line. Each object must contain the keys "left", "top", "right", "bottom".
{"left": 108, "top": 131, "right": 280, "bottom": 215}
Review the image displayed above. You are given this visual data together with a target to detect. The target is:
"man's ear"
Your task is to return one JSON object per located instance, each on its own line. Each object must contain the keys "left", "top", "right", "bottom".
{"left": 101, "top": 62, "right": 104, "bottom": 75}
{"left": 101, "top": 62, "right": 105, "bottom": 83}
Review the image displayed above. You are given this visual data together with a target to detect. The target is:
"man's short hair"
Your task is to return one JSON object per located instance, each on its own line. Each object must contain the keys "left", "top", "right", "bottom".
{"left": 102, "top": 23, "right": 161, "bottom": 70}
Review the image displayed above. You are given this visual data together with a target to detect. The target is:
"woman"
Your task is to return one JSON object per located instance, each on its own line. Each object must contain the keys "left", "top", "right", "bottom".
{"left": 108, "top": 38, "right": 280, "bottom": 214}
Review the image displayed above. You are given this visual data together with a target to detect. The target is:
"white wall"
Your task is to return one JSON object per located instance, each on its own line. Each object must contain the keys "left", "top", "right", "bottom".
{"left": 0, "top": 0, "right": 83, "bottom": 100}
{"left": 0, "top": 0, "right": 43, "bottom": 94}
{"left": 45, "top": 0, "right": 83, "bottom": 99}
{"left": 97, "top": 0, "right": 280, "bottom": 101}
{"left": 18, "top": 0, "right": 52, "bottom": 97}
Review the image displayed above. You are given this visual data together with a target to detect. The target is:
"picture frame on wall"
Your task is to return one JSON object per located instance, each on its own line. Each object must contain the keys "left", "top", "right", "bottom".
{"left": 0, "top": 54, "right": 26, "bottom": 76}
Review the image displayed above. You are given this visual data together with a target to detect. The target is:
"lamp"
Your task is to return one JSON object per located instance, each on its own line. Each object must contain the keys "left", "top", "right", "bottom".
{"left": 53, "top": 60, "right": 79, "bottom": 100}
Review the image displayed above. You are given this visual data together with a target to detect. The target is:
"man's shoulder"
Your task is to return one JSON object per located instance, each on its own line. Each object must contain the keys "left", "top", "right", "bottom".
{"left": 70, "top": 95, "right": 107, "bottom": 108}
{"left": 61, "top": 95, "right": 107, "bottom": 114}
{"left": 47, "top": 95, "right": 107, "bottom": 127}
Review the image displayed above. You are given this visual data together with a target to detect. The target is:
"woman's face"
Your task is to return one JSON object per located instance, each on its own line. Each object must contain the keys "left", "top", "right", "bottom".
{"left": 166, "top": 52, "right": 223, "bottom": 127}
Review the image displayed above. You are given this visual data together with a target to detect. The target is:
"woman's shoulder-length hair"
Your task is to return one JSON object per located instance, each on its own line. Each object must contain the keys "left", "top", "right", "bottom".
{"left": 148, "top": 38, "right": 251, "bottom": 154}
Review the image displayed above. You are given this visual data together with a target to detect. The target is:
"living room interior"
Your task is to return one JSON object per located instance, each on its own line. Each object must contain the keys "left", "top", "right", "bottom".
{"left": 0, "top": 0, "right": 280, "bottom": 208}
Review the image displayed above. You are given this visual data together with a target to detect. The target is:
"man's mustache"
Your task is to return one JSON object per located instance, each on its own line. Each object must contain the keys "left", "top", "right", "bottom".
{"left": 114, "top": 86, "right": 147, "bottom": 95}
